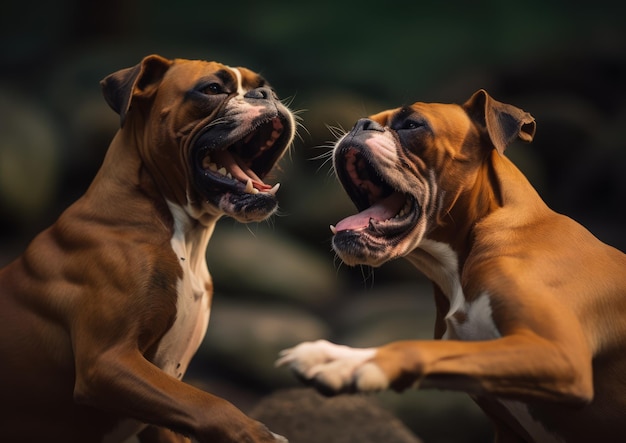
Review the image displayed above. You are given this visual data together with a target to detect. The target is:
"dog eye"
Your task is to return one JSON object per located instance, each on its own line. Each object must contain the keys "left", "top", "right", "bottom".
{"left": 400, "top": 119, "right": 425, "bottom": 130}
{"left": 203, "top": 83, "right": 224, "bottom": 95}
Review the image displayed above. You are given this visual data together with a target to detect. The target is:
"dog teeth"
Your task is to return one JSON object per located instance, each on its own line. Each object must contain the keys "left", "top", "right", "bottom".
{"left": 244, "top": 179, "right": 260, "bottom": 194}
{"left": 330, "top": 225, "right": 337, "bottom": 235}
{"left": 202, "top": 129, "right": 285, "bottom": 197}
{"left": 244, "top": 178, "right": 280, "bottom": 196}
{"left": 202, "top": 156, "right": 217, "bottom": 171}
{"left": 202, "top": 155, "right": 219, "bottom": 173}
{"left": 394, "top": 198, "right": 412, "bottom": 219}
{"left": 267, "top": 183, "right": 280, "bottom": 195}
{"left": 259, "top": 122, "right": 283, "bottom": 152}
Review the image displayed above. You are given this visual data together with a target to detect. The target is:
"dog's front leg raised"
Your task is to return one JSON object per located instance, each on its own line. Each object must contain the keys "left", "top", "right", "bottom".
{"left": 74, "top": 346, "right": 279, "bottom": 443}
{"left": 278, "top": 328, "right": 594, "bottom": 405}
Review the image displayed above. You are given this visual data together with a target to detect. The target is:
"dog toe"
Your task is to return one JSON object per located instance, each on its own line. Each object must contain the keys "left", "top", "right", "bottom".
{"left": 355, "top": 362, "right": 389, "bottom": 392}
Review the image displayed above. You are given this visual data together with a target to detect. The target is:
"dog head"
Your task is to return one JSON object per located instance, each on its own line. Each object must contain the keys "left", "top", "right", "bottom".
{"left": 330, "top": 89, "right": 536, "bottom": 266}
{"left": 100, "top": 54, "right": 296, "bottom": 223}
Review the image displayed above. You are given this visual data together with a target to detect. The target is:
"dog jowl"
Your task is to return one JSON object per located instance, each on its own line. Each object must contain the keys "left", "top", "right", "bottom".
{"left": 0, "top": 55, "right": 294, "bottom": 443}
{"left": 279, "top": 90, "right": 626, "bottom": 443}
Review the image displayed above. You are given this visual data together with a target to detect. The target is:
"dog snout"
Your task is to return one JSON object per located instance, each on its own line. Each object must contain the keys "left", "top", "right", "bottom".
{"left": 244, "top": 87, "right": 276, "bottom": 100}
{"left": 351, "top": 118, "right": 385, "bottom": 135}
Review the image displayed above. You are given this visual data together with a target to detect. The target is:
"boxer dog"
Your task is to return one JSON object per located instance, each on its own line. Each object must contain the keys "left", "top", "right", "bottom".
{"left": 0, "top": 54, "right": 295, "bottom": 443}
{"left": 278, "top": 90, "right": 626, "bottom": 442}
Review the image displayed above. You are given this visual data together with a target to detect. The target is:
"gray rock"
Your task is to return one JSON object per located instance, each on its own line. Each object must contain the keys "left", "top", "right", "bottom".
{"left": 249, "top": 388, "right": 422, "bottom": 443}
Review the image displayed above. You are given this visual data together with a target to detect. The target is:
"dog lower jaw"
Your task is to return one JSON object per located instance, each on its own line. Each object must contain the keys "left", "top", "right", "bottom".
{"left": 332, "top": 213, "right": 428, "bottom": 268}
{"left": 331, "top": 230, "right": 393, "bottom": 268}
{"left": 217, "top": 192, "right": 279, "bottom": 223}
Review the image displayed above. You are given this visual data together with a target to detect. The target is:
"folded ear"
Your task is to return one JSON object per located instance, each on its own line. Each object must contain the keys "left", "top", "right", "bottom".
{"left": 462, "top": 89, "right": 536, "bottom": 154}
{"left": 100, "top": 54, "right": 173, "bottom": 127}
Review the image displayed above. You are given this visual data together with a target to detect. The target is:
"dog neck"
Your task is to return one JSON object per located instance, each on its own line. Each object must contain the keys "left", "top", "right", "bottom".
{"left": 404, "top": 150, "right": 549, "bottom": 304}
{"left": 95, "top": 127, "right": 221, "bottom": 223}
{"left": 418, "top": 151, "right": 546, "bottom": 266}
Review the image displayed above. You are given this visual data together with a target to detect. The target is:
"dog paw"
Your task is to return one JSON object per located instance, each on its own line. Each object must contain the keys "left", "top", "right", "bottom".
{"left": 276, "top": 340, "right": 388, "bottom": 394}
{"left": 271, "top": 432, "right": 288, "bottom": 442}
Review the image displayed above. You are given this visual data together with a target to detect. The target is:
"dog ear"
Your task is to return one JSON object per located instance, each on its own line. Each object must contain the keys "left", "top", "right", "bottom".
{"left": 100, "top": 54, "right": 173, "bottom": 127}
{"left": 463, "top": 89, "right": 536, "bottom": 154}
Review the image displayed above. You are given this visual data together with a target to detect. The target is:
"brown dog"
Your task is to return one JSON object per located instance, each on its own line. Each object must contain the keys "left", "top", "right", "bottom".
{"left": 0, "top": 55, "right": 295, "bottom": 443}
{"left": 278, "top": 90, "right": 626, "bottom": 442}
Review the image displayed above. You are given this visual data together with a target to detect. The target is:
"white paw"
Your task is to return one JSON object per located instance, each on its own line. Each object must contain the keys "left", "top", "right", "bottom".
{"left": 271, "top": 432, "right": 288, "bottom": 442}
{"left": 276, "top": 340, "right": 388, "bottom": 394}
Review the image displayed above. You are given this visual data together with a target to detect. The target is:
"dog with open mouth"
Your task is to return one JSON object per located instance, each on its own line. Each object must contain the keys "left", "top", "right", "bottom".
{"left": 0, "top": 55, "right": 294, "bottom": 443}
{"left": 278, "top": 90, "right": 626, "bottom": 442}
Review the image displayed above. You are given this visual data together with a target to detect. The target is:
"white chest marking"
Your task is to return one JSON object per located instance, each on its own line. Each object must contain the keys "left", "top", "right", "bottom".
{"left": 153, "top": 202, "right": 213, "bottom": 379}
{"left": 445, "top": 292, "right": 500, "bottom": 341}
{"left": 412, "top": 239, "right": 500, "bottom": 341}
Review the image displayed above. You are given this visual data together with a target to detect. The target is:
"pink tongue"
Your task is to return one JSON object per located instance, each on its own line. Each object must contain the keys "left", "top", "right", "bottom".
{"left": 335, "top": 192, "right": 405, "bottom": 232}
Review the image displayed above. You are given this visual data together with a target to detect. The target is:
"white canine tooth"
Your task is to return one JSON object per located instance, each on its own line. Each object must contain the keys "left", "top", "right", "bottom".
{"left": 268, "top": 183, "right": 280, "bottom": 195}
{"left": 217, "top": 167, "right": 227, "bottom": 176}
{"left": 245, "top": 179, "right": 254, "bottom": 193}
{"left": 226, "top": 172, "right": 232, "bottom": 179}
{"left": 330, "top": 225, "right": 337, "bottom": 235}
{"left": 252, "top": 187, "right": 260, "bottom": 194}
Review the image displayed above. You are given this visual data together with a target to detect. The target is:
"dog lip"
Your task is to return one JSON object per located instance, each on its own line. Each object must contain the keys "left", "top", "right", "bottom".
{"left": 332, "top": 142, "right": 421, "bottom": 238}
{"left": 192, "top": 114, "right": 288, "bottom": 198}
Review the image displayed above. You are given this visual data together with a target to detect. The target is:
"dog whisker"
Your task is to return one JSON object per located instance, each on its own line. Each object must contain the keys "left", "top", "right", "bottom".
{"left": 358, "top": 265, "right": 375, "bottom": 289}
{"left": 326, "top": 124, "right": 347, "bottom": 140}
{"left": 308, "top": 142, "right": 337, "bottom": 177}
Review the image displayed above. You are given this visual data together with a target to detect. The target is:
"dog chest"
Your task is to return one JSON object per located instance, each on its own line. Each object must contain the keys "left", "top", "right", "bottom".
{"left": 153, "top": 268, "right": 211, "bottom": 379}
{"left": 443, "top": 292, "right": 501, "bottom": 341}
{"left": 152, "top": 203, "right": 213, "bottom": 379}
{"left": 415, "top": 240, "right": 500, "bottom": 341}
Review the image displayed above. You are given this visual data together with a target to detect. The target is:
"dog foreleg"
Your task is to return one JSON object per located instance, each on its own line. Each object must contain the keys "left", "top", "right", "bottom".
{"left": 74, "top": 347, "right": 282, "bottom": 443}
{"left": 278, "top": 333, "right": 593, "bottom": 405}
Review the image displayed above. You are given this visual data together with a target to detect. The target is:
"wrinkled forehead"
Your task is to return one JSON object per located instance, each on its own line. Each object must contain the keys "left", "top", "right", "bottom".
{"left": 370, "top": 101, "right": 470, "bottom": 134}
{"left": 167, "top": 59, "right": 267, "bottom": 92}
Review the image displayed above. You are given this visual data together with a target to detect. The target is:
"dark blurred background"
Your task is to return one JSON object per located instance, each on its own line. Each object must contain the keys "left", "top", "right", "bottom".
{"left": 1, "top": 1, "right": 625, "bottom": 442}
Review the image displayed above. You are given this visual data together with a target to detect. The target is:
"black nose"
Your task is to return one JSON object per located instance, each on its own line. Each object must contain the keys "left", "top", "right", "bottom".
{"left": 351, "top": 118, "right": 385, "bottom": 134}
{"left": 244, "top": 87, "right": 275, "bottom": 100}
